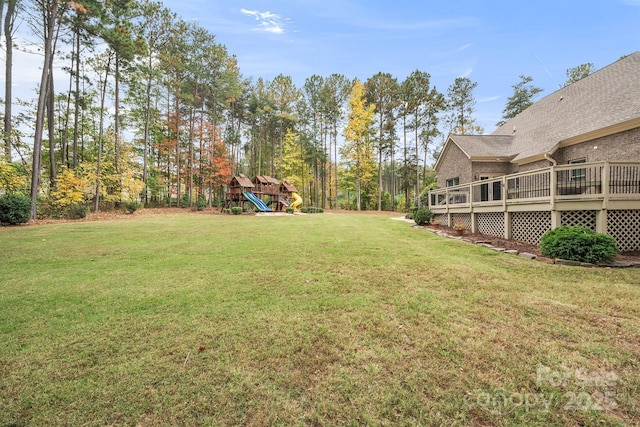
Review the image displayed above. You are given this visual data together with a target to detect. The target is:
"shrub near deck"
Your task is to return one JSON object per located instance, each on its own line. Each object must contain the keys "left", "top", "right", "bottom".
{"left": 540, "top": 226, "right": 619, "bottom": 263}
{"left": 0, "top": 212, "right": 639, "bottom": 426}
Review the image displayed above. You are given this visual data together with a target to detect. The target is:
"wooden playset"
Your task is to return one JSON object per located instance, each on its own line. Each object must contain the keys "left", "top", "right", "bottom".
{"left": 224, "top": 174, "right": 302, "bottom": 212}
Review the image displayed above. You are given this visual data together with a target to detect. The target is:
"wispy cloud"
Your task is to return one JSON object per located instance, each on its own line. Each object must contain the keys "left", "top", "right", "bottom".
{"left": 453, "top": 43, "right": 474, "bottom": 53}
{"left": 240, "top": 9, "right": 288, "bottom": 34}
{"left": 460, "top": 68, "right": 474, "bottom": 78}
{"left": 478, "top": 96, "right": 501, "bottom": 103}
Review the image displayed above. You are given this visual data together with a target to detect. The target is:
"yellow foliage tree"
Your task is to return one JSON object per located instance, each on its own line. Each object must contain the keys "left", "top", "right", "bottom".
{"left": 279, "top": 129, "right": 304, "bottom": 191}
{"left": 49, "top": 168, "right": 89, "bottom": 208}
{"left": 0, "top": 159, "right": 27, "bottom": 194}
{"left": 341, "top": 79, "right": 377, "bottom": 210}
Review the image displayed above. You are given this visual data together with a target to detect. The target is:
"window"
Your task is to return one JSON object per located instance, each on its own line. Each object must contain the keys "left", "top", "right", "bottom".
{"left": 446, "top": 177, "right": 460, "bottom": 187}
{"left": 479, "top": 176, "right": 503, "bottom": 201}
{"left": 569, "top": 158, "right": 586, "bottom": 181}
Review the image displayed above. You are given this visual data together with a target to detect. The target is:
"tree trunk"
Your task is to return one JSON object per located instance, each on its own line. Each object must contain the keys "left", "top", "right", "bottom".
{"left": 47, "top": 70, "right": 56, "bottom": 189}
{"left": 377, "top": 109, "right": 383, "bottom": 211}
{"left": 142, "top": 54, "right": 152, "bottom": 205}
{"left": 114, "top": 55, "right": 120, "bottom": 174}
{"left": 30, "top": 0, "right": 57, "bottom": 220}
{"left": 94, "top": 55, "right": 111, "bottom": 214}
{"left": 3, "top": 0, "right": 17, "bottom": 161}
{"left": 72, "top": 30, "right": 81, "bottom": 168}
{"left": 415, "top": 108, "right": 420, "bottom": 209}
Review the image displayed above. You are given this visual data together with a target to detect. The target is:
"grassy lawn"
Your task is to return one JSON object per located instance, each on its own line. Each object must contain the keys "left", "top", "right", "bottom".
{"left": 1, "top": 211, "right": 639, "bottom": 426}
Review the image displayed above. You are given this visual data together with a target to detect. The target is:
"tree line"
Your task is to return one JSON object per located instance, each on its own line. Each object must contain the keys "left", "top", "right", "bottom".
{"left": 2, "top": 1, "right": 591, "bottom": 218}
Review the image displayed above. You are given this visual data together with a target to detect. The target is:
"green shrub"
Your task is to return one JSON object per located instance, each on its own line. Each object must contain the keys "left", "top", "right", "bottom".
{"left": 285, "top": 207, "right": 294, "bottom": 214}
{"left": 180, "top": 193, "right": 190, "bottom": 208}
{"left": 223, "top": 208, "right": 231, "bottom": 214}
{"left": 196, "top": 195, "right": 207, "bottom": 211}
{"left": 231, "top": 206, "right": 242, "bottom": 215}
{"left": 0, "top": 193, "right": 31, "bottom": 225}
{"left": 66, "top": 203, "right": 88, "bottom": 219}
{"left": 540, "top": 226, "right": 619, "bottom": 263}
{"left": 413, "top": 207, "right": 434, "bottom": 226}
{"left": 126, "top": 201, "right": 140, "bottom": 214}
{"left": 303, "top": 207, "right": 324, "bottom": 214}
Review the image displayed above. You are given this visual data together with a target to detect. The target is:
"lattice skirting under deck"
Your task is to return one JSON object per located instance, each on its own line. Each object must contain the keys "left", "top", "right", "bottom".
{"left": 512, "top": 211, "right": 552, "bottom": 245}
{"left": 451, "top": 213, "right": 472, "bottom": 229}
{"left": 477, "top": 212, "right": 505, "bottom": 238}
{"left": 561, "top": 210, "right": 596, "bottom": 230}
{"left": 607, "top": 210, "right": 640, "bottom": 252}
{"left": 433, "top": 214, "right": 447, "bottom": 225}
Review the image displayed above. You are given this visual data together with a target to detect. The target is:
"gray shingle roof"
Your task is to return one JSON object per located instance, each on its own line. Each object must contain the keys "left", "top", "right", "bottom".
{"left": 438, "top": 51, "right": 640, "bottom": 167}
{"left": 448, "top": 135, "right": 515, "bottom": 159}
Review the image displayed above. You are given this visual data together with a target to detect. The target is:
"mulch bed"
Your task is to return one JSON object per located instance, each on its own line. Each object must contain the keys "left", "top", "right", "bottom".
{"left": 420, "top": 224, "right": 640, "bottom": 263}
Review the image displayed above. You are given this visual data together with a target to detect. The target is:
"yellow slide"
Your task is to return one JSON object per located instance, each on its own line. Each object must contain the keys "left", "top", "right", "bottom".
{"left": 290, "top": 192, "right": 302, "bottom": 212}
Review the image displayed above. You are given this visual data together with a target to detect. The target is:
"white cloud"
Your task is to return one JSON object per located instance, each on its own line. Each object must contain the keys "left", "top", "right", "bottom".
{"left": 240, "top": 9, "right": 287, "bottom": 34}
{"left": 478, "top": 96, "right": 501, "bottom": 103}
{"left": 460, "top": 68, "right": 474, "bottom": 78}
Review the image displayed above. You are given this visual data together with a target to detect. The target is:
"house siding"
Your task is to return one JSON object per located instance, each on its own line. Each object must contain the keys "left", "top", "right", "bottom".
{"left": 437, "top": 143, "right": 472, "bottom": 187}
{"left": 517, "top": 159, "right": 553, "bottom": 173}
{"left": 555, "top": 127, "right": 640, "bottom": 165}
{"left": 471, "top": 161, "right": 511, "bottom": 180}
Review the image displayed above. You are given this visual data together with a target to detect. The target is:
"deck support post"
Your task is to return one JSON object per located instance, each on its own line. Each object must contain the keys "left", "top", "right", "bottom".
{"left": 503, "top": 211, "right": 512, "bottom": 240}
{"left": 596, "top": 209, "right": 608, "bottom": 234}
{"left": 551, "top": 210, "right": 561, "bottom": 229}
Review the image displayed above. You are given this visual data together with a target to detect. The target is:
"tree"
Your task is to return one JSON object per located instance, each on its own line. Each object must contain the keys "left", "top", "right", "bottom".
{"left": 279, "top": 128, "right": 303, "bottom": 190}
{"left": 2, "top": 0, "right": 20, "bottom": 162}
{"left": 301, "top": 74, "right": 324, "bottom": 207}
{"left": 366, "top": 72, "right": 399, "bottom": 210}
{"left": 564, "top": 63, "right": 595, "bottom": 86}
{"left": 446, "top": 77, "right": 482, "bottom": 135}
{"left": 130, "top": 0, "right": 175, "bottom": 204}
{"left": 29, "top": 0, "right": 59, "bottom": 219}
{"left": 341, "top": 80, "right": 376, "bottom": 211}
{"left": 320, "top": 74, "right": 350, "bottom": 209}
{"left": 496, "top": 75, "right": 543, "bottom": 127}
{"left": 400, "top": 70, "right": 444, "bottom": 209}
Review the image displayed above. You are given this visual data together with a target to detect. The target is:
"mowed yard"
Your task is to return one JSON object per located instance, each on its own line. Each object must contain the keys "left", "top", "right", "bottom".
{"left": 1, "top": 211, "right": 639, "bottom": 426}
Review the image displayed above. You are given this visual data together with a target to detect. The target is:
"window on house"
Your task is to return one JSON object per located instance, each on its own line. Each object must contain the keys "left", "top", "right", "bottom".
{"left": 446, "top": 177, "right": 460, "bottom": 187}
{"left": 569, "top": 158, "right": 586, "bottom": 181}
{"left": 479, "top": 176, "right": 503, "bottom": 202}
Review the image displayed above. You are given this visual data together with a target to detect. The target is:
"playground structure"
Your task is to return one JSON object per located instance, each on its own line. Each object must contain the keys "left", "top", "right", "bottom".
{"left": 224, "top": 174, "right": 301, "bottom": 212}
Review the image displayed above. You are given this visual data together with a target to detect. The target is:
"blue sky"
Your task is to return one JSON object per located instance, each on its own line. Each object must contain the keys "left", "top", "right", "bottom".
{"left": 161, "top": 0, "right": 640, "bottom": 134}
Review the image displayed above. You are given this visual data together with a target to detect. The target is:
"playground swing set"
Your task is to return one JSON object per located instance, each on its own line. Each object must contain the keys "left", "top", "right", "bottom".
{"left": 224, "top": 174, "right": 303, "bottom": 213}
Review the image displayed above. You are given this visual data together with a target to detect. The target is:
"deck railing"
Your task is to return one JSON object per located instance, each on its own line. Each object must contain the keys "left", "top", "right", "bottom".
{"left": 429, "top": 161, "right": 640, "bottom": 210}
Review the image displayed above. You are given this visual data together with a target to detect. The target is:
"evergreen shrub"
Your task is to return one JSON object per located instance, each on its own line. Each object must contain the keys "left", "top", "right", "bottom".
{"left": 540, "top": 226, "right": 619, "bottom": 263}
{"left": 126, "top": 201, "right": 140, "bottom": 214}
{"left": 196, "top": 195, "right": 207, "bottom": 211}
{"left": 67, "top": 203, "right": 88, "bottom": 219}
{"left": 413, "top": 207, "right": 434, "bottom": 226}
{"left": 0, "top": 193, "right": 31, "bottom": 225}
{"left": 231, "top": 206, "right": 242, "bottom": 215}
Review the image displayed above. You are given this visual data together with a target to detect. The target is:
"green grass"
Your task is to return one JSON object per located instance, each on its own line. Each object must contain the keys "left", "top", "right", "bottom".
{"left": 1, "top": 211, "right": 639, "bottom": 426}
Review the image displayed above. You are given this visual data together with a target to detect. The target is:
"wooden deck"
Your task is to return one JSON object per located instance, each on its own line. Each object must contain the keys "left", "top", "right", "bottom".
{"left": 428, "top": 162, "right": 640, "bottom": 251}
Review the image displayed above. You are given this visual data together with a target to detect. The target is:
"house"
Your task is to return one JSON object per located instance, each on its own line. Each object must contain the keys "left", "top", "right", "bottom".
{"left": 429, "top": 52, "right": 640, "bottom": 251}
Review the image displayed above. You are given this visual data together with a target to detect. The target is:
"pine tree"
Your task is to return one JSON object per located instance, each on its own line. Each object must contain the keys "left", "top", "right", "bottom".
{"left": 496, "top": 75, "right": 543, "bottom": 127}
